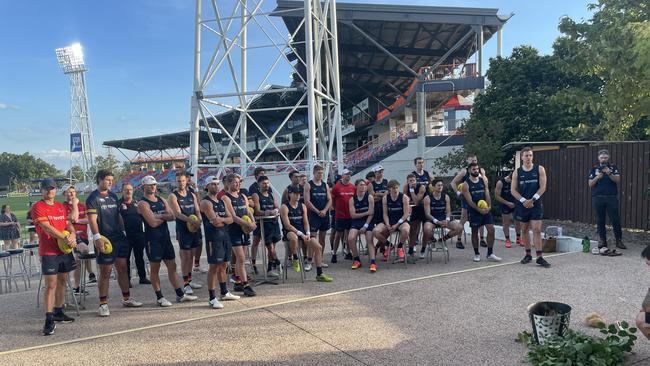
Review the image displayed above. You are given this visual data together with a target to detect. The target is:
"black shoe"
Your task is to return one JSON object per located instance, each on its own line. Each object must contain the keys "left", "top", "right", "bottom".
{"left": 139, "top": 278, "right": 151, "bottom": 285}
{"left": 344, "top": 252, "right": 353, "bottom": 260}
{"left": 536, "top": 257, "right": 551, "bottom": 268}
{"left": 598, "top": 240, "right": 608, "bottom": 249}
{"left": 480, "top": 239, "right": 488, "bottom": 248}
{"left": 88, "top": 273, "right": 97, "bottom": 283}
{"left": 243, "top": 286, "right": 256, "bottom": 297}
{"left": 331, "top": 254, "right": 338, "bottom": 263}
{"left": 252, "top": 265, "right": 259, "bottom": 275}
{"left": 456, "top": 241, "right": 465, "bottom": 250}
{"left": 73, "top": 287, "right": 88, "bottom": 295}
{"left": 520, "top": 255, "right": 533, "bottom": 264}
{"left": 129, "top": 282, "right": 133, "bottom": 288}
{"left": 616, "top": 240, "right": 626, "bottom": 250}
{"left": 43, "top": 320, "right": 56, "bottom": 336}
{"left": 53, "top": 312, "right": 75, "bottom": 323}
{"left": 233, "top": 283, "right": 244, "bottom": 292}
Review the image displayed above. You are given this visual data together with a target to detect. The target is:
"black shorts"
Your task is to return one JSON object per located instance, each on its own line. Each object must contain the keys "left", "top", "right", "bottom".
{"left": 258, "top": 222, "right": 281, "bottom": 245}
{"left": 206, "top": 229, "right": 232, "bottom": 264}
{"left": 227, "top": 225, "right": 249, "bottom": 246}
{"left": 41, "top": 253, "right": 76, "bottom": 275}
{"left": 96, "top": 234, "right": 130, "bottom": 265}
{"left": 335, "top": 218, "right": 351, "bottom": 231}
{"left": 409, "top": 206, "right": 425, "bottom": 222}
{"left": 515, "top": 203, "right": 544, "bottom": 222}
{"left": 329, "top": 211, "right": 336, "bottom": 229}
{"left": 309, "top": 212, "right": 330, "bottom": 232}
{"left": 350, "top": 219, "right": 373, "bottom": 231}
{"left": 146, "top": 236, "right": 176, "bottom": 262}
{"left": 500, "top": 204, "right": 515, "bottom": 215}
{"left": 468, "top": 209, "right": 494, "bottom": 228}
{"left": 176, "top": 227, "right": 202, "bottom": 250}
{"left": 28, "top": 227, "right": 36, "bottom": 233}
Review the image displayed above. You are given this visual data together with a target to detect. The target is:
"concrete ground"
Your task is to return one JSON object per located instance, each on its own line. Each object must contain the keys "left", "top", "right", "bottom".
{"left": 1, "top": 234, "right": 650, "bottom": 366}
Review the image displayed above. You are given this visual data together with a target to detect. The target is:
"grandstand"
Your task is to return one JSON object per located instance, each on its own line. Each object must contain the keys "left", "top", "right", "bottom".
{"left": 105, "top": 2, "right": 508, "bottom": 189}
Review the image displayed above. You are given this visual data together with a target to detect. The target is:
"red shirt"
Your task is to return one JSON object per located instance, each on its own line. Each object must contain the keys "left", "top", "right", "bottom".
{"left": 331, "top": 181, "right": 356, "bottom": 219}
{"left": 32, "top": 200, "right": 69, "bottom": 256}
{"left": 217, "top": 189, "right": 226, "bottom": 200}
{"left": 64, "top": 201, "right": 88, "bottom": 239}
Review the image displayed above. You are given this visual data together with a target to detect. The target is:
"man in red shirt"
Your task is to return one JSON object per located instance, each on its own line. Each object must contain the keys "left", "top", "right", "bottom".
{"left": 62, "top": 185, "right": 96, "bottom": 294}
{"left": 330, "top": 169, "right": 356, "bottom": 263}
{"left": 33, "top": 178, "right": 78, "bottom": 336}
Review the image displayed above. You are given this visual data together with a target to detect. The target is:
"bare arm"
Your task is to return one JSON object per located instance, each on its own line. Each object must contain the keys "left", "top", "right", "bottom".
{"left": 462, "top": 183, "right": 480, "bottom": 212}
{"left": 401, "top": 194, "right": 411, "bottom": 222}
{"left": 423, "top": 196, "right": 433, "bottom": 222}
{"left": 382, "top": 196, "right": 389, "bottom": 226}
{"left": 588, "top": 171, "right": 603, "bottom": 188}
{"left": 365, "top": 195, "right": 374, "bottom": 225}
{"left": 281, "top": 189, "right": 288, "bottom": 206}
{"left": 137, "top": 201, "right": 164, "bottom": 228}
{"left": 303, "top": 182, "right": 317, "bottom": 213}
{"left": 168, "top": 193, "right": 191, "bottom": 223}
{"left": 510, "top": 172, "right": 522, "bottom": 202}
{"left": 348, "top": 197, "right": 359, "bottom": 218}
{"left": 414, "top": 186, "right": 426, "bottom": 205}
{"left": 280, "top": 205, "right": 297, "bottom": 233}
{"left": 68, "top": 200, "right": 79, "bottom": 222}
{"left": 445, "top": 194, "right": 452, "bottom": 220}
{"left": 536, "top": 166, "right": 547, "bottom": 197}
{"left": 494, "top": 180, "right": 509, "bottom": 205}
{"left": 158, "top": 198, "right": 176, "bottom": 221}
{"left": 450, "top": 169, "right": 466, "bottom": 192}
{"left": 252, "top": 193, "right": 262, "bottom": 216}
{"left": 324, "top": 186, "right": 332, "bottom": 212}
{"left": 301, "top": 203, "right": 310, "bottom": 235}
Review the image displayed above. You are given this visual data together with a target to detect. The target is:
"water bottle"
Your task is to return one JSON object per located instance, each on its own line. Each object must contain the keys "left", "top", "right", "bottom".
{"left": 582, "top": 236, "right": 590, "bottom": 253}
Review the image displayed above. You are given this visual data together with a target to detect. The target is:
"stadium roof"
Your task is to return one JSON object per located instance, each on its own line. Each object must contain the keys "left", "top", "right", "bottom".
{"left": 275, "top": 0, "right": 508, "bottom": 106}
{"left": 103, "top": 130, "right": 221, "bottom": 152}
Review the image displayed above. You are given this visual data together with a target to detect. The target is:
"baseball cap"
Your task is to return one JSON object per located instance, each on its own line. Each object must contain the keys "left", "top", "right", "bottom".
{"left": 60, "top": 183, "right": 73, "bottom": 192}
{"left": 204, "top": 175, "right": 220, "bottom": 187}
{"left": 288, "top": 185, "right": 302, "bottom": 194}
{"left": 341, "top": 168, "right": 352, "bottom": 176}
{"left": 141, "top": 175, "right": 157, "bottom": 185}
{"left": 40, "top": 178, "right": 57, "bottom": 189}
{"left": 371, "top": 165, "right": 384, "bottom": 172}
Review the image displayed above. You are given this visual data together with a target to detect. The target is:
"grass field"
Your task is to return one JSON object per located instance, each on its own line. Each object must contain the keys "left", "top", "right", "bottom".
{"left": 0, "top": 194, "right": 88, "bottom": 227}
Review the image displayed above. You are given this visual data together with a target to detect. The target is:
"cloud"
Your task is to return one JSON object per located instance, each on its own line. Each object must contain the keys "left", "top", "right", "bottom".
{"left": 40, "top": 149, "right": 70, "bottom": 159}
{"left": 0, "top": 103, "right": 20, "bottom": 110}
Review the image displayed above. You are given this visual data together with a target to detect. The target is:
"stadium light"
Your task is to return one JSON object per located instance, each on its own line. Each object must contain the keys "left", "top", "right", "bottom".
{"left": 55, "top": 42, "right": 96, "bottom": 186}
{"left": 55, "top": 43, "right": 87, "bottom": 74}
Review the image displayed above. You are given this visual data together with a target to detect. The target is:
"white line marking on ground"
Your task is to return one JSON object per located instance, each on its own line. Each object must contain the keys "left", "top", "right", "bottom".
{"left": 0, "top": 251, "right": 575, "bottom": 356}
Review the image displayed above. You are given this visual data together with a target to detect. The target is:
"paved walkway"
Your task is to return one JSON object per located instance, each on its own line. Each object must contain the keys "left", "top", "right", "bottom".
{"left": 1, "top": 237, "right": 649, "bottom": 365}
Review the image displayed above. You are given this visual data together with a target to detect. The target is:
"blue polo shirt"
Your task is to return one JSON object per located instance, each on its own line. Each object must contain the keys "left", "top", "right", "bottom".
{"left": 588, "top": 164, "right": 620, "bottom": 197}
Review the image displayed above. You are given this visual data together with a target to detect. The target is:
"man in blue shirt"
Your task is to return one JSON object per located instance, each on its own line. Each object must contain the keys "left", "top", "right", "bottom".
{"left": 588, "top": 149, "right": 624, "bottom": 250}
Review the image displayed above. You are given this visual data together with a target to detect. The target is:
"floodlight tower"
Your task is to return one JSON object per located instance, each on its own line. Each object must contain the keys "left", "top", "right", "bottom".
{"left": 55, "top": 43, "right": 96, "bottom": 184}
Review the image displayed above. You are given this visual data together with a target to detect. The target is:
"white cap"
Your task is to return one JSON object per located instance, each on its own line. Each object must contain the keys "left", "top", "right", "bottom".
{"left": 141, "top": 175, "right": 157, "bottom": 186}
{"left": 204, "top": 175, "right": 220, "bottom": 187}
{"left": 372, "top": 165, "right": 384, "bottom": 172}
{"left": 60, "top": 184, "right": 73, "bottom": 192}
{"left": 341, "top": 168, "right": 352, "bottom": 176}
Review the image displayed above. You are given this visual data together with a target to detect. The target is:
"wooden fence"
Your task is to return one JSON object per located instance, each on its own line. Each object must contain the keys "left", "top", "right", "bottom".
{"left": 532, "top": 141, "right": 649, "bottom": 230}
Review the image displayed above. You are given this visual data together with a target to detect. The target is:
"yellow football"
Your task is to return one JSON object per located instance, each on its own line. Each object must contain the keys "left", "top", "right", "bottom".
{"left": 57, "top": 230, "right": 74, "bottom": 254}
{"left": 477, "top": 200, "right": 488, "bottom": 209}
{"left": 96, "top": 236, "right": 113, "bottom": 254}
{"left": 240, "top": 215, "right": 254, "bottom": 234}
{"left": 427, "top": 184, "right": 434, "bottom": 193}
{"left": 186, "top": 214, "right": 200, "bottom": 232}
{"left": 457, "top": 183, "right": 464, "bottom": 191}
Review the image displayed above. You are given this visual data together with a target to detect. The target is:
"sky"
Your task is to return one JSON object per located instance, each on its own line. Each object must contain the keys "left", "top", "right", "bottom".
{"left": 0, "top": 0, "right": 593, "bottom": 171}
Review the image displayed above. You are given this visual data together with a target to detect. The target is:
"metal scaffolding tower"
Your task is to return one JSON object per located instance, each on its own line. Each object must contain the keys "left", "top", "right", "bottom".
{"left": 55, "top": 43, "right": 96, "bottom": 184}
{"left": 188, "top": 0, "right": 343, "bottom": 179}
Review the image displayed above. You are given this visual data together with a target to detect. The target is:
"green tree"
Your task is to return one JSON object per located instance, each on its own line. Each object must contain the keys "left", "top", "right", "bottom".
{"left": 435, "top": 46, "right": 601, "bottom": 178}
{"left": 0, "top": 152, "right": 61, "bottom": 186}
{"left": 554, "top": 0, "right": 650, "bottom": 140}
